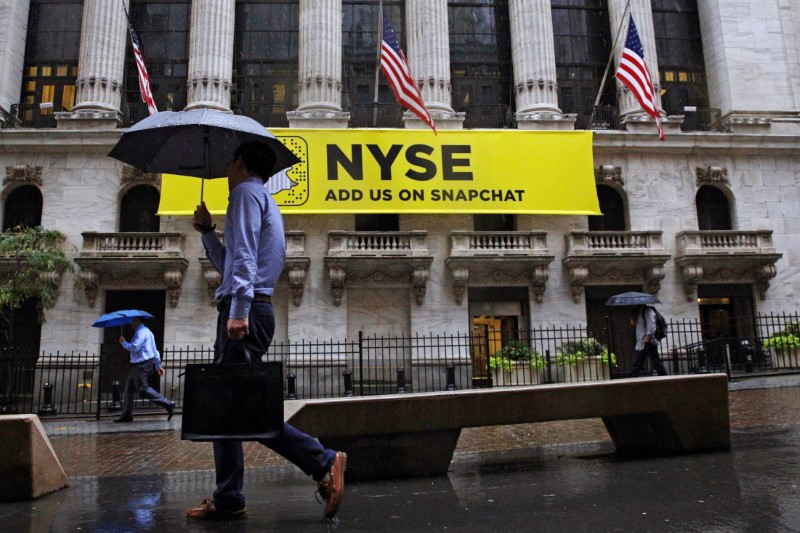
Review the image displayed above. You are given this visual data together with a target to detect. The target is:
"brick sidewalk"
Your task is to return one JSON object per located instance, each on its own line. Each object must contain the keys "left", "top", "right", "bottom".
{"left": 46, "top": 386, "right": 800, "bottom": 478}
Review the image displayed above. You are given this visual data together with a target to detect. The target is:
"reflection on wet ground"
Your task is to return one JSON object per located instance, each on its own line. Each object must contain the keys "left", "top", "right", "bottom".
{"left": 1, "top": 385, "right": 799, "bottom": 531}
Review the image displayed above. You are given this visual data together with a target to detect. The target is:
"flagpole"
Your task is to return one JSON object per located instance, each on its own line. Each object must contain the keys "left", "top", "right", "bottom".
{"left": 588, "top": 0, "right": 631, "bottom": 126}
{"left": 372, "top": 0, "right": 384, "bottom": 127}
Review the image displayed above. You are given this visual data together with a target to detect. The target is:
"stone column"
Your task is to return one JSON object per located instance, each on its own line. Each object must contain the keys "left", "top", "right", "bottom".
{"left": 608, "top": 0, "right": 665, "bottom": 130}
{"left": 509, "top": 0, "right": 574, "bottom": 130}
{"left": 405, "top": 0, "right": 463, "bottom": 129}
{"left": 0, "top": 0, "right": 30, "bottom": 121}
{"left": 62, "top": 0, "right": 128, "bottom": 127}
{"left": 185, "top": 0, "right": 234, "bottom": 112}
{"left": 287, "top": 0, "right": 349, "bottom": 128}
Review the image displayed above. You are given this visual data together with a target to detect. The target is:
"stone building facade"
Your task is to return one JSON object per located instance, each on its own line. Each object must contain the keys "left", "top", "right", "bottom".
{"left": 0, "top": 0, "right": 797, "bottom": 378}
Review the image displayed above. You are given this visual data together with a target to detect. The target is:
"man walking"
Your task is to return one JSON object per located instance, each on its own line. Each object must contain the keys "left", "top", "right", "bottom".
{"left": 186, "top": 140, "right": 346, "bottom": 522}
{"left": 115, "top": 316, "right": 175, "bottom": 422}
{"left": 629, "top": 305, "right": 668, "bottom": 377}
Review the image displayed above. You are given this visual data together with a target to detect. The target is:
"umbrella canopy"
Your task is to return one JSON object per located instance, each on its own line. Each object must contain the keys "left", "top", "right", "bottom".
{"left": 92, "top": 309, "right": 154, "bottom": 328}
{"left": 605, "top": 292, "right": 661, "bottom": 306}
{"left": 107, "top": 109, "right": 301, "bottom": 179}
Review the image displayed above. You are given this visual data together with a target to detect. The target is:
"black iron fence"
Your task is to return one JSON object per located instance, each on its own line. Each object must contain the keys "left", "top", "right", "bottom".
{"left": 3, "top": 312, "right": 800, "bottom": 418}
{"left": 235, "top": 103, "right": 290, "bottom": 128}
{"left": 8, "top": 103, "right": 61, "bottom": 128}
{"left": 573, "top": 105, "right": 621, "bottom": 131}
{"left": 348, "top": 103, "right": 404, "bottom": 128}
{"left": 462, "top": 104, "right": 516, "bottom": 129}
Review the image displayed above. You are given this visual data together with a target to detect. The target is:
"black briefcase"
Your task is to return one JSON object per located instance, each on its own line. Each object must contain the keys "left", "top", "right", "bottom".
{"left": 181, "top": 360, "right": 284, "bottom": 441}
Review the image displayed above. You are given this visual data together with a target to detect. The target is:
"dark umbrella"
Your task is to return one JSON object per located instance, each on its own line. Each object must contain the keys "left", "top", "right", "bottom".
{"left": 605, "top": 291, "right": 661, "bottom": 306}
{"left": 92, "top": 309, "right": 154, "bottom": 328}
{"left": 107, "top": 109, "right": 301, "bottom": 198}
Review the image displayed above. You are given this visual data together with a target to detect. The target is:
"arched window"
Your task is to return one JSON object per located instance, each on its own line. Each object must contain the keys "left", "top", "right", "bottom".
{"left": 3, "top": 186, "right": 43, "bottom": 232}
{"left": 589, "top": 185, "right": 625, "bottom": 231}
{"left": 119, "top": 185, "right": 160, "bottom": 232}
{"left": 696, "top": 185, "right": 732, "bottom": 230}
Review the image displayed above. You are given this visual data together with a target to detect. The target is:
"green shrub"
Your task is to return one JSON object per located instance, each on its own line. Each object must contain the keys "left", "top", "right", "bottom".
{"left": 555, "top": 337, "right": 616, "bottom": 366}
{"left": 489, "top": 341, "right": 545, "bottom": 372}
{"left": 762, "top": 332, "right": 800, "bottom": 353}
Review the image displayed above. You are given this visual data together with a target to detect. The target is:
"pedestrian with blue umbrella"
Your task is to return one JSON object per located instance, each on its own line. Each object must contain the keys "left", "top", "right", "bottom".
{"left": 605, "top": 292, "right": 668, "bottom": 377}
{"left": 92, "top": 309, "right": 175, "bottom": 422}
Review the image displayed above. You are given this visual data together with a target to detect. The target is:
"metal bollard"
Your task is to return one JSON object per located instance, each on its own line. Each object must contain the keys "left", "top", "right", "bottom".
{"left": 108, "top": 380, "right": 122, "bottom": 411}
{"left": 343, "top": 370, "right": 354, "bottom": 397}
{"left": 696, "top": 347, "right": 707, "bottom": 373}
{"left": 286, "top": 373, "right": 297, "bottom": 400}
{"left": 396, "top": 367, "right": 406, "bottom": 394}
{"left": 38, "top": 382, "right": 57, "bottom": 416}
{"left": 445, "top": 365, "right": 456, "bottom": 390}
{"left": 742, "top": 340, "right": 754, "bottom": 373}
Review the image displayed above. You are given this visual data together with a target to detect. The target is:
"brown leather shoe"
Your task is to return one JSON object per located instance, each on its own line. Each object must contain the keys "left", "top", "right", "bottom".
{"left": 185, "top": 498, "right": 247, "bottom": 521}
{"left": 317, "top": 451, "right": 347, "bottom": 520}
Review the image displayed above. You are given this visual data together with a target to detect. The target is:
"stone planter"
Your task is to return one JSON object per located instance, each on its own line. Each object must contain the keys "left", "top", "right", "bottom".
{"left": 567, "top": 355, "right": 611, "bottom": 382}
{"left": 492, "top": 361, "right": 543, "bottom": 386}
{"left": 770, "top": 348, "right": 799, "bottom": 369}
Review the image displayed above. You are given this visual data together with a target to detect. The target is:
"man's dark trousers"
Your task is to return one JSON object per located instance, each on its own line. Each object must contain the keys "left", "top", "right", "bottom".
{"left": 120, "top": 358, "right": 172, "bottom": 417}
{"left": 212, "top": 299, "right": 336, "bottom": 513}
{"left": 629, "top": 342, "right": 668, "bottom": 377}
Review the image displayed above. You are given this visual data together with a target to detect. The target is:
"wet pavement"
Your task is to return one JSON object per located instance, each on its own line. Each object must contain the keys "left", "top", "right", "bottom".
{"left": 2, "top": 380, "right": 800, "bottom": 532}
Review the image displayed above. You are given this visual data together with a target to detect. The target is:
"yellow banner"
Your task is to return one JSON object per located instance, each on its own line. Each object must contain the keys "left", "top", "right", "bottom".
{"left": 158, "top": 129, "right": 599, "bottom": 216}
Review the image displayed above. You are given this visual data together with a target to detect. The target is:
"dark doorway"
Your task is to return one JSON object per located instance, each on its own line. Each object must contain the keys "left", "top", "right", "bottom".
{"left": 101, "top": 290, "right": 166, "bottom": 404}
{"left": 0, "top": 299, "right": 42, "bottom": 405}
{"left": 585, "top": 285, "right": 642, "bottom": 377}
{"left": 697, "top": 284, "right": 756, "bottom": 369}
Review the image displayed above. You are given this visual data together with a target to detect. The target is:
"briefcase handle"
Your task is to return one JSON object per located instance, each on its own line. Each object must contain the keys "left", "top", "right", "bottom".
{"left": 215, "top": 341, "right": 259, "bottom": 366}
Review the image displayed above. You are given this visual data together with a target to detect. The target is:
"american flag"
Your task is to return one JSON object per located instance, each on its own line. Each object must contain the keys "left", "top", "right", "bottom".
{"left": 127, "top": 22, "right": 158, "bottom": 116}
{"left": 380, "top": 14, "right": 436, "bottom": 133}
{"left": 615, "top": 15, "right": 664, "bottom": 141}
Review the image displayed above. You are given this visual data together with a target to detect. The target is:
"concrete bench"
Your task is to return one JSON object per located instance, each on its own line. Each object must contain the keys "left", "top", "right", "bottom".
{"left": 286, "top": 374, "right": 730, "bottom": 480}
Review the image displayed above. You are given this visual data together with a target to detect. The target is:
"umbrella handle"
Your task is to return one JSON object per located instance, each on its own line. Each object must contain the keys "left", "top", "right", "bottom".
{"left": 200, "top": 177, "right": 205, "bottom": 203}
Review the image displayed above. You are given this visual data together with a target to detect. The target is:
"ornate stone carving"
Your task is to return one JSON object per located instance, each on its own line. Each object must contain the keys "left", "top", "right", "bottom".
{"left": 164, "top": 269, "right": 184, "bottom": 307}
{"left": 569, "top": 266, "right": 589, "bottom": 304}
{"left": 755, "top": 263, "right": 777, "bottom": 300}
{"left": 288, "top": 267, "right": 307, "bottom": 307}
{"left": 595, "top": 165, "right": 623, "bottom": 186}
{"left": 531, "top": 265, "right": 549, "bottom": 304}
{"left": 121, "top": 166, "right": 160, "bottom": 188}
{"left": 4, "top": 165, "right": 43, "bottom": 187}
{"left": 451, "top": 267, "right": 469, "bottom": 305}
{"left": 680, "top": 264, "right": 703, "bottom": 301}
{"left": 329, "top": 266, "right": 346, "bottom": 306}
{"left": 645, "top": 266, "right": 666, "bottom": 294}
{"left": 695, "top": 166, "right": 729, "bottom": 186}
{"left": 80, "top": 269, "right": 99, "bottom": 307}
{"left": 412, "top": 267, "right": 429, "bottom": 306}
{"left": 199, "top": 259, "right": 222, "bottom": 305}
{"left": 38, "top": 271, "right": 63, "bottom": 308}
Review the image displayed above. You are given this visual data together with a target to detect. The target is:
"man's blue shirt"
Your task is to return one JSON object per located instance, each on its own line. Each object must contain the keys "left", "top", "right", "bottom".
{"left": 121, "top": 323, "right": 161, "bottom": 368}
{"left": 202, "top": 177, "right": 286, "bottom": 318}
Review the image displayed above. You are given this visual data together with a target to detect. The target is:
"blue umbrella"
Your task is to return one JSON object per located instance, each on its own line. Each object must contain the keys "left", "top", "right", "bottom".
{"left": 605, "top": 291, "right": 661, "bottom": 306}
{"left": 92, "top": 309, "right": 154, "bottom": 328}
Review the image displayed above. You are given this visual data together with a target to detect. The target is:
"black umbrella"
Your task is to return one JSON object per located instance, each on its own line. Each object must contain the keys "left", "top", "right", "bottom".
{"left": 605, "top": 291, "right": 661, "bottom": 306}
{"left": 108, "top": 109, "right": 301, "bottom": 199}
